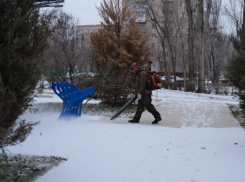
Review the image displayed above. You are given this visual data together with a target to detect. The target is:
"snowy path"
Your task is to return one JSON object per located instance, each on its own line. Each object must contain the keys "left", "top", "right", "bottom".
{"left": 98, "top": 99, "right": 239, "bottom": 128}
{"left": 7, "top": 89, "right": 245, "bottom": 182}
{"left": 8, "top": 112, "right": 245, "bottom": 182}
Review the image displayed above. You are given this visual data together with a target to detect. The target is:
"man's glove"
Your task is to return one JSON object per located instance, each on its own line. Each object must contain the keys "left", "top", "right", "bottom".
{"left": 137, "top": 94, "right": 142, "bottom": 100}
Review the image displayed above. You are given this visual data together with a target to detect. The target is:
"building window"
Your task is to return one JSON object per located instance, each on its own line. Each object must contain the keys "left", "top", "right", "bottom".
{"left": 152, "top": 33, "right": 156, "bottom": 38}
{"left": 136, "top": 4, "right": 144, "bottom": 9}
{"left": 179, "top": 64, "right": 183, "bottom": 69}
{"left": 152, "top": 23, "right": 156, "bottom": 29}
{"left": 166, "top": 52, "right": 169, "bottom": 57}
{"left": 81, "top": 34, "right": 84, "bottom": 41}
{"left": 152, "top": 4, "right": 157, "bottom": 9}
{"left": 139, "top": 23, "right": 144, "bottom": 27}
{"left": 180, "top": 13, "right": 184, "bottom": 18}
{"left": 86, "top": 29, "right": 89, "bottom": 33}
{"left": 152, "top": 43, "right": 155, "bottom": 48}
{"left": 138, "top": 13, "right": 144, "bottom": 18}
{"left": 180, "top": 2, "right": 185, "bottom": 7}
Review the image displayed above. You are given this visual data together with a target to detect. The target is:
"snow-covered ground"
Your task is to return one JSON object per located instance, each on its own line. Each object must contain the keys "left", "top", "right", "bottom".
{"left": 7, "top": 89, "right": 245, "bottom": 182}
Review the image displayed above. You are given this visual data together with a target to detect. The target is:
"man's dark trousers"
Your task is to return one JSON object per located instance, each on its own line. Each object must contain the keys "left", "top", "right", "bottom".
{"left": 134, "top": 94, "right": 160, "bottom": 120}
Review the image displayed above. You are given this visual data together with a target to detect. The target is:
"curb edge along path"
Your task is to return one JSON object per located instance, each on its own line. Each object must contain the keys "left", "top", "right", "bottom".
{"left": 97, "top": 90, "right": 240, "bottom": 128}
{"left": 152, "top": 89, "right": 236, "bottom": 102}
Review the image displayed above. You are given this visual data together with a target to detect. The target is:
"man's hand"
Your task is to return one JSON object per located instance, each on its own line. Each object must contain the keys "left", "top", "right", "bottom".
{"left": 137, "top": 94, "right": 142, "bottom": 100}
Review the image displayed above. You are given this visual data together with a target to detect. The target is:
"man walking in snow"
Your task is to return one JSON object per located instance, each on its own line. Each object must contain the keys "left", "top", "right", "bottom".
{"left": 129, "top": 62, "right": 162, "bottom": 124}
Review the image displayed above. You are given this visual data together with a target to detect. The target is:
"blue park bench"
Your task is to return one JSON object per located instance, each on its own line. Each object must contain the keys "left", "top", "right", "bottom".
{"left": 52, "top": 82, "right": 96, "bottom": 119}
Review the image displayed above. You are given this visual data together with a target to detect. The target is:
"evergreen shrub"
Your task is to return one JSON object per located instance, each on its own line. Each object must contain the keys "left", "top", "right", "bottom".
{"left": 0, "top": 0, "right": 54, "bottom": 156}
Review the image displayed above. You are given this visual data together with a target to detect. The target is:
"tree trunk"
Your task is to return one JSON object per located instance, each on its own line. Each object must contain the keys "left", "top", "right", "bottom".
{"left": 197, "top": 0, "right": 205, "bottom": 93}
{"left": 170, "top": 48, "right": 177, "bottom": 90}
{"left": 161, "top": 41, "right": 169, "bottom": 86}
{"left": 197, "top": 0, "right": 212, "bottom": 93}
{"left": 211, "top": 44, "right": 218, "bottom": 83}
{"left": 185, "top": 0, "right": 195, "bottom": 91}
{"left": 69, "top": 63, "right": 74, "bottom": 84}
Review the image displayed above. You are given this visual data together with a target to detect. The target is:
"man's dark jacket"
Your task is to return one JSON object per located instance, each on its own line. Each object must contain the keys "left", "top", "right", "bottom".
{"left": 135, "top": 70, "right": 152, "bottom": 95}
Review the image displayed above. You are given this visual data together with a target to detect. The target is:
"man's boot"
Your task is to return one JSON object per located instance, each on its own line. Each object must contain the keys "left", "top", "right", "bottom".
{"left": 128, "top": 118, "right": 139, "bottom": 123}
{"left": 152, "top": 116, "right": 162, "bottom": 124}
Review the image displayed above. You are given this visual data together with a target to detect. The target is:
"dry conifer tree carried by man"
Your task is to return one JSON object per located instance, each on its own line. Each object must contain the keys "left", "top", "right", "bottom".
{"left": 129, "top": 62, "right": 162, "bottom": 124}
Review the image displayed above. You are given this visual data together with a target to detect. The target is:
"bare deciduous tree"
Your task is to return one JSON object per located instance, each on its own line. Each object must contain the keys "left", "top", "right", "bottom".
{"left": 44, "top": 11, "right": 93, "bottom": 85}
{"left": 185, "top": 0, "right": 197, "bottom": 91}
{"left": 145, "top": 0, "right": 188, "bottom": 90}
{"left": 224, "top": 0, "right": 245, "bottom": 36}
{"left": 196, "top": 0, "right": 212, "bottom": 93}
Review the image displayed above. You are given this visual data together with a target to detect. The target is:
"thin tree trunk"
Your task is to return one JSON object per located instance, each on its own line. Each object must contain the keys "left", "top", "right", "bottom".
{"left": 197, "top": 0, "right": 212, "bottom": 93}
{"left": 168, "top": 42, "right": 177, "bottom": 90}
{"left": 197, "top": 0, "right": 205, "bottom": 93}
{"left": 69, "top": 63, "right": 74, "bottom": 84}
{"left": 185, "top": 0, "right": 195, "bottom": 91}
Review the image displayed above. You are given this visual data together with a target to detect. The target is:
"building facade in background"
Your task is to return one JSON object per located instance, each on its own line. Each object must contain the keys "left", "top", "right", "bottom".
{"left": 125, "top": 0, "right": 188, "bottom": 76}
{"left": 76, "top": 25, "right": 102, "bottom": 43}
{"left": 76, "top": 0, "right": 188, "bottom": 76}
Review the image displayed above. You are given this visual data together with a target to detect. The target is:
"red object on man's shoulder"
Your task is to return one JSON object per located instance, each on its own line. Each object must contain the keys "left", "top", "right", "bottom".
{"left": 148, "top": 71, "right": 162, "bottom": 90}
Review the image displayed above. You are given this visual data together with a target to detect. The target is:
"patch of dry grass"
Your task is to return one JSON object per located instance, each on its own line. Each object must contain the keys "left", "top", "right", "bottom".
{"left": 32, "top": 102, "right": 137, "bottom": 118}
{"left": 0, "top": 154, "right": 67, "bottom": 182}
{"left": 228, "top": 104, "right": 245, "bottom": 128}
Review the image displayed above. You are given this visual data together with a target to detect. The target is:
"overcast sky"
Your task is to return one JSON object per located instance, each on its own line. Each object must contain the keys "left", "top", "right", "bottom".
{"left": 45, "top": 0, "right": 234, "bottom": 33}
{"left": 61, "top": 0, "right": 103, "bottom": 25}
